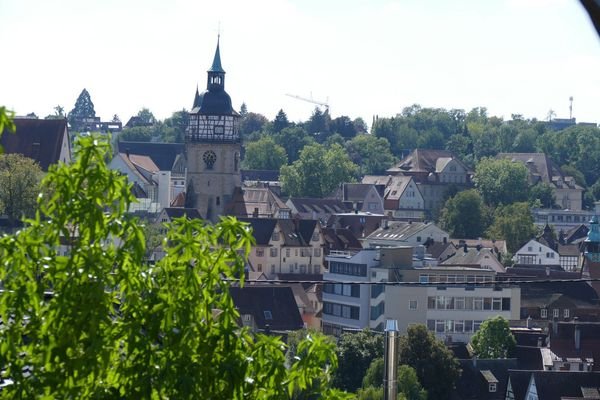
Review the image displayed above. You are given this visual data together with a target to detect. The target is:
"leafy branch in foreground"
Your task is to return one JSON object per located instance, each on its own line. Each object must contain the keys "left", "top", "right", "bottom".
{"left": 0, "top": 135, "right": 349, "bottom": 399}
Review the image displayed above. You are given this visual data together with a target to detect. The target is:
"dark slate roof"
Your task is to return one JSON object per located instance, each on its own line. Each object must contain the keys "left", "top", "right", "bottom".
{"left": 508, "top": 370, "right": 600, "bottom": 400}
{"left": 326, "top": 213, "right": 386, "bottom": 239}
{"left": 441, "top": 247, "right": 500, "bottom": 266}
{"left": 343, "top": 183, "right": 383, "bottom": 202}
{"left": 241, "top": 169, "right": 280, "bottom": 182}
{"left": 564, "top": 224, "right": 590, "bottom": 245}
{"left": 229, "top": 286, "right": 304, "bottom": 331}
{"left": 238, "top": 218, "right": 278, "bottom": 245}
{"left": 426, "top": 241, "right": 455, "bottom": 259}
{"left": 163, "top": 207, "right": 202, "bottom": 220}
{"left": 2, "top": 118, "right": 69, "bottom": 171}
{"left": 454, "top": 358, "right": 518, "bottom": 400}
{"left": 208, "top": 39, "right": 225, "bottom": 73}
{"left": 117, "top": 141, "right": 183, "bottom": 171}
{"left": 322, "top": 227, "right": 363, "bottom": 252}
{"left": 550, "top": 322, "right": 600, "bottom": 359}
{"left": 276, "top": 274, "right": 324, "bottom": 290}
{"left": 514, "top": 346, "right": 544, "bottom": 370}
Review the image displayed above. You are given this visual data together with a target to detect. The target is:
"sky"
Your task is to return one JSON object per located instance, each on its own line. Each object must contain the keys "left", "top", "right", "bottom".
{"left": 1, "top": 0, "right": 599, "bottom": 127}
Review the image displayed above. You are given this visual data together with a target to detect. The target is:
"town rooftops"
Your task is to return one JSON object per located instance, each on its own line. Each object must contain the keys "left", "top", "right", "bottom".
{"left": 238, "top": 217, "right": 318, "bottom": 247}
{"left": 287, "top": 197, "right": 349, "bottom": 216}
{"left": 229, "top": 286, "right": 304, "bottom": 331}
{"left": 1, "top": 118, "right": 70, "bottom": 171}
{"left": 162, "top": 207, "right": 202, "bottom": 220}
{"left": 507, "top": 370, "right": 600, "bottom": 400}
{"left": 386, "top": 148, "right": 471, "bottom": 175}
{"left": 117, "top": 141, "right": 184, "bottom": 171}
{"left": 367, "top": 221, "right": 432, "bottom": 241}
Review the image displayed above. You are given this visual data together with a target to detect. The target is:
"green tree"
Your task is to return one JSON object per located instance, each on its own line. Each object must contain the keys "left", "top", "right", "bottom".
{"left": 362, "top": 357, "right": 384, "bottom": 389}
{"left": 274, "top": 126, "right": 315, "bottom": 163}
{"left": 439, "top": 189, "right": 489, "bottom": 239}
{"left": 119, "top": 125, "right": 154, "bottom": 142}
{"left": 0, "top": 135, "right": 350, "bottom": 399}
{"left": 361, "top": 358, "right": 427, "bottom": 400}
{"left": 331, "top": 116, "right": 358, "bottom": 139}
{"left": 68, "top": 88, "right": 96, "bottom": 129}
{"left": 239, "top": 111, "right": 268, "bottom": 138}
{"left": 0, "top": 153, "right": 44, "bottom": 226}
{"left": 528, "top": 183, "right": 556, "bottom": 209}
{"left": 281, "top": 143, "right": 358, "bottom": 198}
{"left": 470, "top": 316, "right": 516, "bottom": 358}
{"left": 307, "top": 107, "right": 331, "bottom": 142}
{"left": 333, "top": 330, "right": 384, "bottom": 392}
{"left": 398, "top": 325, "right": 460, "bottom": 400}
{"left": 136, "top": 107, "right": 157, "bottom": 125}
{"left": 474, "top": 158, "right": 529, "bottom": 206}
{"left": 345, "top": 134, "right": 396, "bottom": 176}
{"left": 243, "top": 136, "right": 288, "bottom": 170}
{"left": 486, "top": 202, "right": 536, "bottom": 253}
{"left": 273, "top": 109, "right": 290, "bottom": 133}
{"left": 560, "top": 164, "right": 587, "bottom": 188}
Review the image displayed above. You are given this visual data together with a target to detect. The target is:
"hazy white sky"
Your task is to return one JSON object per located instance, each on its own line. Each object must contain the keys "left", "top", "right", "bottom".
{"left": 1, "top": 0, "right": 599, "bottom": 126}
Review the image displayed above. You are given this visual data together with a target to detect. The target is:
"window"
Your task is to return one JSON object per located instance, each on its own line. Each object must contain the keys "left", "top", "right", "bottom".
{"left": 541, "top": 308, "right": 547, "bottom": 318}
{"left": 492, "top": 298, "right": 502, "bottom": 311}
{"left": 489, "top": 383, "right": 497, "bottom": 393}
{"left": 553, "top": 308, "right": 559, "bottom": 318}
{"left": 263, "top": 310, "right": 273, "bottom": 320}
{"left": 427, "top": 320, "right": 435, "bottom": 331}
{"left": 419, "top": 274, "right": 429, "bottom": 284}
{"left": 286, "top": 248, "right": 291, "bottom": 257}
{"left": 502, "top": 298, "right": 511, "bottom": 311}
{"left": 474, "top": 320, "right": 482, "bottom": 331}
{"left": 312, "top": 232, "right": 319, "bottom": 241}
{"left": 409, "top": 300, "right": 418, "bottom": 310}
{"left": 564, "top": 309, "right": 570, "bottom": 318}
{"left": 270, "top": 248, "right": 278, "bottom": 257}
{"left": 301, "top": 248, "right": 311, "bottom": 257}
{"left": 474, "top": 298, "right": 483, "bottom": 310}
{"left": 272, "top": 232, "right": 280, "bottom": 241}
{"left": 428, "top": 297, "right": 436, "bottom": 309}
{"left": 256, "top": 248, "right": 264, "bottom": 257}
{"left": 257, "top": 264, "right": 262, "bottom": 272}
{"left": 483, "top": 298, "right": 492, "bottom": 310}
{"left": 455, "top": 297, "right": 465, "bottom": 310}
{"left": 314, "top": 248, "right": 321, "bottom": 257}
{"left": 436, "top": 320, "right": 445, "bottom": 333}
{"left": 416, "top": 236, "right": 422, "bottom": 242}
{"left": 455, "top": 320, "right": 464, "bottom": 333}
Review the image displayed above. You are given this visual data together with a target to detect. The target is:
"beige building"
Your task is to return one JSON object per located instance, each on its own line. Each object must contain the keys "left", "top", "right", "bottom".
{"left": 240, "top": 218, "right": 324, "bottom": 278}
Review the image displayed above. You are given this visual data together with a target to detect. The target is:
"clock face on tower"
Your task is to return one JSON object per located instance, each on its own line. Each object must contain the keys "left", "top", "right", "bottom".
{"left": 203, "top": 150, "right": 217, "bottom": 169}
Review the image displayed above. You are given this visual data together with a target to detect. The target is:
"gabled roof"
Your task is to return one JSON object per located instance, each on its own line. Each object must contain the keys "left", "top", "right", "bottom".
{"left": 287, "top": 197, "right": 349, "bottom": 215}
{"left": 563, "top": 224, "right": 590, "bottom": 245}
{"left": 278, "top": 219, "right": 317, "bottom": 246}
{"left": 229, "top": 286, "right": 304, "bottom": 331}
{"left": 426, "top": 241, "right": 455, "bottom": 259}
{"left": 508, "top": 370, "right": 600, "bottom": 400}
{"left": 128, "top": 154, "right": 159, "bottom": 174}
{"left": 343, "top": 183, "right": 383, "bottom": 202}
{"left": 2, "top": 118, "right": 69, "bottom": 171}
{"left": 362, "top": 175, "right": 392, "bottom": 186}
{"left": 386, "top": 149, "right": 471, "bottom": 175}
{"left": 162, "top": 207, "right": 202, "bottom": 220}
{"left": 326, "top": 213, "right": 386, "bottom": 239}
{"left": 497, "top": 153, "right": 583, "bottom": 190}
{"left": 384, "top": 175, "right": 414, "bottom": 201}
{"left": 117, "top": 141, "right": 184, "bottom": 171}
{"left": 238, "top": 218, "right": 278, "bottom": 245}
{"left": 322, "top": 227, "right": 363, "bottom": 252}
{"left": 455, "top": 358, "right": 518, "bottom": 400}
{"left": 441, "top": 247, "right": 501, "bottom": 267}
{"left": 230, "top": 187, "right": 289, "bottom": 218}
{"left": 451, "top": 239, "right": 508, "bottom": 254}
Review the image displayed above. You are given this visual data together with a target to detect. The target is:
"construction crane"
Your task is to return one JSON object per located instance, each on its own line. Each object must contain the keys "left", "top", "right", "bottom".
{"left": 285, "top": 93, "right": 330, "bottom": 113}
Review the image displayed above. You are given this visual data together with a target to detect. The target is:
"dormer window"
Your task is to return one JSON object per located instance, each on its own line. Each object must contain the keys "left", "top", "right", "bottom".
{"left": 263, "top": 310, "right": 273, "bottom": 320}
{"left": 489, "top": 383, "right": 497, "bottom": 392}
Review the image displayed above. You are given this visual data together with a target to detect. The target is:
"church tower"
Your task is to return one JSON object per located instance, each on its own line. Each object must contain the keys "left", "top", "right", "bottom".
{"left": 185, "top": 38, "right": 241, "bottom": 222}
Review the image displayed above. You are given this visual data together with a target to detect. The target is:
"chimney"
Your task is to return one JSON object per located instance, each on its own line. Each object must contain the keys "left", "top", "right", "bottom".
{"left": 463, "top": 243, "right": 468, "bottom": 253}
{"left": 443, "top": 237, "right": 447, "bottom": 244}
{"left": 575, "top": 324, "right": 581, "bottom": 351}
{"left": 253, "top": 207, "right": 259, "bottom": 218}
{"left": 472, "top": 354, "right": 477, "bottom": 367}
{"left": 552, "top": 318, "right": 558, "bottom": 335}
{"left": 476, "top": 244, "right": 482, "bottom": 251}
{"left": 545, "top": 266, "right": 550, "bottom": 277}
{"left": 126, "top": 148, "right": 130, "bottom": 158}
{"left": 526, "top": 315, "right": 532, "bottom": 329}
{"left": 537, "top": 337, "right": 543, "bottom": 348}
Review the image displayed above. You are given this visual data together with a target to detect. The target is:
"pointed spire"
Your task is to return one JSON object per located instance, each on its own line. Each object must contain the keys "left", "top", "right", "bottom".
{"left": 208, "top": 35, "right": 225, "bottom": 73}
{"left": 193, "top": 84, "right": 202, "bottom": 108}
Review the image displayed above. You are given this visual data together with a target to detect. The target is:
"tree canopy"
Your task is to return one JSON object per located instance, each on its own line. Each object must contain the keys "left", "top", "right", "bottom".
{"left": 486, "top": 202, "right": 537, "bottom": 253}
{"left": 474, "top": 158, "right": 529, "bottom": 206}
{"left": 333, "top": 329, "right": 384, "bottom": 393}
{"left": 280, "top": 143, "right": 358, "bottom": 198}
{"left": 0, "top": 135, "right": 350, "bottom": 399}
{"left": 68, "top": 88, "right": 96, "bottom": 130}
{"left": 345, "top": 134, "right": 396, "bottom": 176}
{"left": 439, "top": 189, "right": 489, "bottom": 239}
{"left": 0, "top": 153, "right": 44, "bottom": 226}
{"left": 398, "top": 325, "right": 460, "bottom": 400}
{"left": 470, "top": 316, "right": 516, "bottom": 358}
{"left": 243, "top": 136, "right": 288, "bottom": 170}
